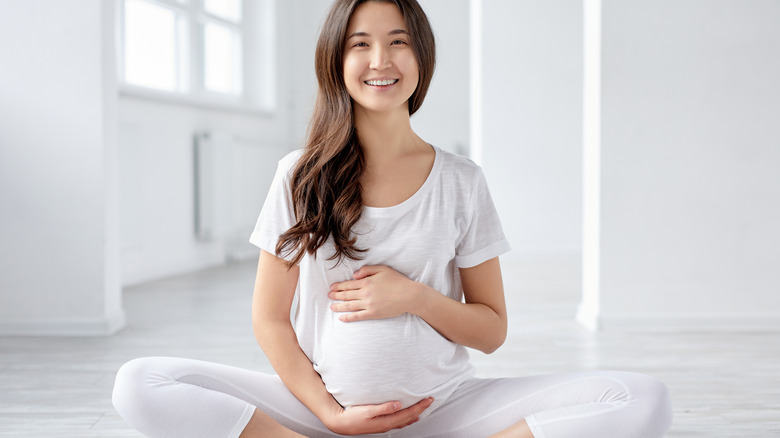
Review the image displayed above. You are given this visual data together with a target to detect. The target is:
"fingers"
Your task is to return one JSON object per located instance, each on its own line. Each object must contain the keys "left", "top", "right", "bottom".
{"left": 330, "top": 299, "right": 363, "bottom": 313}
{"left": 329, "top": 279, "right": 361, "bottom": 292}
{"left": 405, "top": 397, "right": 434, "bottom": 416}
{"left": 373, "top": 398, "right": 433, "bottom": 419}
{"left": 380, "top": 397, "right": 434, "bottom": 430}
{"left": 328, "top": 288, "right": 369, "bottom": 322}
{"left": 353, "top": 265, "right": 385, "bottom": 279}
{"left": 328, "top": 289, "right": 356, "bottom": 302}
{"left": 331, "top": 264, "right": 387, "bottom": 289}
{"left": 338, "top": 310, "right": 370, "bottom": 322}
{"left": 328, "top": 293, "right": 370, "bottom": 322}
{"left": 339, "top": 398, "right": 434, "bottom": 435}
{"left": 372, "top": 401, "right": 402, "bottom": 416}
{"left": 329, "top": 398, "right": 433, "bottom": 436}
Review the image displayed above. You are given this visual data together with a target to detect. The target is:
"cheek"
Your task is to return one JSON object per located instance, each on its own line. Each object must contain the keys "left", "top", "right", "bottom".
{"left": 395, "top": 55, "right": 419, "bottom": 86}
{"left": 346, "top": 60, "right": 369, "bottom": 96}
{"left": 343, "top": 57, "right": 362, "bottom": 83}
{"left": 404, "top": 62, "right": 420, "bottom": 89}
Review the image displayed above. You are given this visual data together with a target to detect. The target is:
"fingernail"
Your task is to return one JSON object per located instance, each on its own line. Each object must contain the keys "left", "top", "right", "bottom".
{"left": 393, "top": 402, "right": 401, "bottom": 410}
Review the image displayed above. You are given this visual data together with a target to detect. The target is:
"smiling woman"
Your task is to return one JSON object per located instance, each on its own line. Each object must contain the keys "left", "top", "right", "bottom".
{"left": 342, "top": 3, "right": 420, "bottom": 114}
{"left": 111, "top": 1, "right": 673, "bottom": 437}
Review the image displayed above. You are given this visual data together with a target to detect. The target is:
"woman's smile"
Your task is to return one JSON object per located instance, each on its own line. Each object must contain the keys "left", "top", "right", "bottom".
{"left": 343, "top": 2, "right": 419, "bottom": 114}
{"left": 364, "top": 78, "right": 400, "bottom": 87}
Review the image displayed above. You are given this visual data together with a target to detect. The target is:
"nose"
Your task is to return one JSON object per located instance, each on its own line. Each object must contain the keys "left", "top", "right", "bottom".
{"left": 369, "top": 46, "right": 391, "bottom": 70}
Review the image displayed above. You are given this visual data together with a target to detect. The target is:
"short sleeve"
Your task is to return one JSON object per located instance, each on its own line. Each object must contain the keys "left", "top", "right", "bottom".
{"left": 454, "top": 168, "right": 511, "bottom": 268}
{"left": 248, "top": 150, "right": 301, "bottom": 261}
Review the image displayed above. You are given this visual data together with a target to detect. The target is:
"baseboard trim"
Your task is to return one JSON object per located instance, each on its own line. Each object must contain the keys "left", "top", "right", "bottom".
{"left": 596, "top": 314, "right": 780, "bottom": 332}
{"left": 0, "top": 309, "right": 126, "bottom": 337}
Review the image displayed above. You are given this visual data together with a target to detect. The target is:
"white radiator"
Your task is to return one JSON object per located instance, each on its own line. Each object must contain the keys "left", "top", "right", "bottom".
{"left": 193, "top": 131, "right": 288, "bottom": 260}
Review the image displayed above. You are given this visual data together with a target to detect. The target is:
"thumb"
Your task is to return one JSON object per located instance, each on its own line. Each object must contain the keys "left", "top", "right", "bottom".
{"left": 353, "top": 265, "right": 382, "bottom": 279}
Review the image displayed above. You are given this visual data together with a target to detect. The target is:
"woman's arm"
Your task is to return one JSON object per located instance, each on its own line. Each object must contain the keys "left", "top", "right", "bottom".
{"left": 252, "top": 250, "right": 432, "bottom": 435}
{"left": 329, "top": 257, "right": 508, "bottom": 354}
{"left": 418, "top": 257, "right": 507, "bottom": 353}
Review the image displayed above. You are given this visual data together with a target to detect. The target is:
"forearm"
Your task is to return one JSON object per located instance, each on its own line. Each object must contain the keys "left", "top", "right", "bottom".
{"left": 413, "top": 283, "right": 507, "bottom": 354}
{"left": 254, "top": 318, "right": 341, "bottom": 427}
{"left": 329, "top": 260, "right": 508, "bottom": 353}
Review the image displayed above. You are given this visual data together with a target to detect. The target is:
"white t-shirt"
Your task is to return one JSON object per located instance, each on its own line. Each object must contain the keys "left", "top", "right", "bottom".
{"left": 249, "top": 145, "right": 510, "bottom": 414}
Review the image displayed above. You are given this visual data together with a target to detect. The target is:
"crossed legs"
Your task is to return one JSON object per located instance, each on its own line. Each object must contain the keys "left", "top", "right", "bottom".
{"left": 113, "top": 357, "right": 672, "bottom": 438}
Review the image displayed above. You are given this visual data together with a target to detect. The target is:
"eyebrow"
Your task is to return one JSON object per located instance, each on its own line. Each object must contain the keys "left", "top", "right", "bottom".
{"left": 346, "top": 29, "right": 410, "bottom": 40}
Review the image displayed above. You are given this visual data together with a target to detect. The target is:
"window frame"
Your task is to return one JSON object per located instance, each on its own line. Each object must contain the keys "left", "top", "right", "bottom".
{"left": 117, "top": 0, "right": 275, "bottom": 114}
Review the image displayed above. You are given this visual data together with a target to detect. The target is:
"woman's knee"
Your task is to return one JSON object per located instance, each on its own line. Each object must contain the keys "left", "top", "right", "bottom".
{"left": 112, "top": 357, "right": 170, "bottom": 420}
{"left": 645, "top": 375, "right": 673, "bottom": 432}
{"left": 621, "top": 372, "right": 674, "bottom": 434}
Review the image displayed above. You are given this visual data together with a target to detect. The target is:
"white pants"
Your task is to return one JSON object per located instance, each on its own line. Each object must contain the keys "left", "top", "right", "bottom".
{"left": 112, "top": 357, "right": 672, "bottom": 438}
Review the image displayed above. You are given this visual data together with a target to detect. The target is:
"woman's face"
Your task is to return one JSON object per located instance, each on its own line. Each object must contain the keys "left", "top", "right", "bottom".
{"left": 342, "top": 1, "right": 420, "bottom": 115}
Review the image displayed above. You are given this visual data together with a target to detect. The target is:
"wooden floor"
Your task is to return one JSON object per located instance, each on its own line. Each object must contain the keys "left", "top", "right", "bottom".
{"left": 1, "top": 259, "right": 778, "bottom": 437}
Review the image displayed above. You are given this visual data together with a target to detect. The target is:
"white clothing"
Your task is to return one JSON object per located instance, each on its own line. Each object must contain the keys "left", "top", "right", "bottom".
{"left": 249, "top": 146, "right": 511, "bottom": 412}
{"left": 112, "top": 356, "right": 674, "bottom": 438}
{"left": 112, "top": 145, "right": 674, "bottom": 437}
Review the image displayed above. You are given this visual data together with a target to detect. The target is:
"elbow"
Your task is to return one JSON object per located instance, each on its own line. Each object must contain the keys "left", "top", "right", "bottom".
{"left": 478, "top": 327, "right": 507, "bottom": 355}
{"left": 478, "top": 345, "right": 499, "bottom": 355}
{"left": 252, "top": 315, "right": 276, "bottom": 348}
{"left": 252, "top": 319, "right": 268, "bottom": 347}
{"left": 252, "top": 314, "right": 293, "bottom": 350}
{"left": 480, "top": 337, "right": 506, "bottom": 355}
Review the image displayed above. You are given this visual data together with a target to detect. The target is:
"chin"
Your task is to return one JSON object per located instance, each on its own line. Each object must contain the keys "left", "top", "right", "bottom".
{"left": 353, "top": 101, "right": 411, "bottom": 115}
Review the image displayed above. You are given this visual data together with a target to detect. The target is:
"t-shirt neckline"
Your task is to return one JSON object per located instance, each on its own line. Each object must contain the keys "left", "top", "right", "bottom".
{"left": 363, "top": 145, "right": 442, "bottom": 218}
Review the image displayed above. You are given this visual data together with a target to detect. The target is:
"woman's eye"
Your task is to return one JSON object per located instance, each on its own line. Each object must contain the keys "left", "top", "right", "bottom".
{"left": 353, "top": 42, "right": 369, "bottom": 48}
{"left": 391, "top": 39, "right": 407, "bottom": 45}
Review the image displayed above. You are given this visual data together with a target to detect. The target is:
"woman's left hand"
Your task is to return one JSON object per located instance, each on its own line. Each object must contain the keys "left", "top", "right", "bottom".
{"left": 329, "top": 265, "right": 420, "bottom": 322}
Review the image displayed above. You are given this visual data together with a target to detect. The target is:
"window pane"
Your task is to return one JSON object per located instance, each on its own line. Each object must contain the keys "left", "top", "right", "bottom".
{"left": 124, "top": 0, "right": 182, "bottom": 91}
{"left": 203, "top": 22, "right": 242, "bottom": 95}
{"left": 204, "top": 0, "right": 242, "bottom": 22}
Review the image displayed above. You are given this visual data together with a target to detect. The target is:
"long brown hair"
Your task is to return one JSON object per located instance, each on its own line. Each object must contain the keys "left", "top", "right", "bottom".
{"left": 275, "top": 0, "right": 436, "bottom": 267}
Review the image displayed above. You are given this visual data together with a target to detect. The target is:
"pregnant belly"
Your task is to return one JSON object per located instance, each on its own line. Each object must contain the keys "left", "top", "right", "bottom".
{"left": 314, "top": 313, "right": 464, "bottom": 409}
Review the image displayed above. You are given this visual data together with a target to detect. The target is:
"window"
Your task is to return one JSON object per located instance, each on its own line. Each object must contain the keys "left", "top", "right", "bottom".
{"left": 119, "top": 0, "right": 274, "bottom": 111}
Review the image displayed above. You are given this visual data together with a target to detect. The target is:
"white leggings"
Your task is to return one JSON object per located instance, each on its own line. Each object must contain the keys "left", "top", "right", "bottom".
{"left": 112, "top": 357, "right": 672, "bottom": 438}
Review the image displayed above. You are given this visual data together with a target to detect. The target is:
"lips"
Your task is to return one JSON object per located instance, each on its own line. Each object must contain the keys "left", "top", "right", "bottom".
{"left": 364, "top": 79, "right": 399, "bottom": 86}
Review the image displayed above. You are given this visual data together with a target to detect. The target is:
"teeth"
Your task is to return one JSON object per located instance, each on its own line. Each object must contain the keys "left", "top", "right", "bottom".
{"left": 365, "top": 79, "right": 398, "bottom": 86}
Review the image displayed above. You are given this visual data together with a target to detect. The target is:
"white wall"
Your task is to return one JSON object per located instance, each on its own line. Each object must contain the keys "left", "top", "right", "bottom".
{"left": 480, "top": 1, "right": 584, "bottom": 259}
{"left": 118, "top": 1, "right": 300, "bottom": 285}
{"left": 0, "top": 0, "right": 124, "bottom": 335}
{"left": 598, "top": 0, "right": 780, "bottom": 328}
{"left": 413, "top": 0, "right": 470, "bottom": 156}
{"left": 287, "top": 0, "right": 332, "bottom": 148}
{"left": 117, "top": 100, "right": 290, "bottom": 285}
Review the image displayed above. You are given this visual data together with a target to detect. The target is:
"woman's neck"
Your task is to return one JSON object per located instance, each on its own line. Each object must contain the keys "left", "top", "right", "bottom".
{"left": 353, "top": 105, "right": 427, "bottom": 166}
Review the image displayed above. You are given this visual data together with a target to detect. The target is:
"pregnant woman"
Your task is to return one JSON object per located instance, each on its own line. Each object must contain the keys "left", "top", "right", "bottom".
{"left": 112, "top": 0, "right": 673, "bottom": 436}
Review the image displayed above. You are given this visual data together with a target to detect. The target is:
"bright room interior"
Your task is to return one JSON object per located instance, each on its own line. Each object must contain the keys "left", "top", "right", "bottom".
{"left": 1, "top": 0, "right": 779, "bottom": 436}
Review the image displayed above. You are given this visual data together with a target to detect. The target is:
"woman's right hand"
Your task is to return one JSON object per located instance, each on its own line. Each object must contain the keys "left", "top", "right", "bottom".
{"left": 323, "top": 397, "right": 434, "bottom": 436}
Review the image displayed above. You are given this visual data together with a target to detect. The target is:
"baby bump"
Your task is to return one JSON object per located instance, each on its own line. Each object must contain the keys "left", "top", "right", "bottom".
{"left": 314, "top": 314, "right": 461, "bottom": 408}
